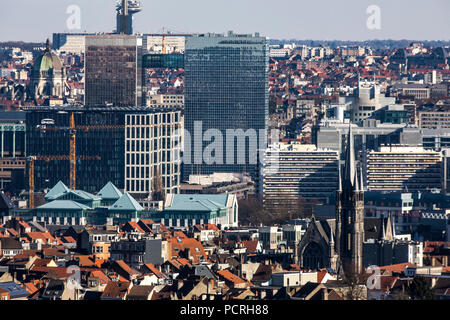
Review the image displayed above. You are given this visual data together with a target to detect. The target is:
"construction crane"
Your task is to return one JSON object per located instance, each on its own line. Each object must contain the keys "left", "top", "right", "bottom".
{"left": 27, "top": 155, "right": 101, "bottom": 209}
{"left": 28, "top": 112, "right": 116, "bottom": 208}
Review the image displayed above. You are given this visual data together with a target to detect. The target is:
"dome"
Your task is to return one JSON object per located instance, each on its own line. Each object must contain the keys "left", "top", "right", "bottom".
{"left": 32, "top": 39, "right": 63, "bottom": 76}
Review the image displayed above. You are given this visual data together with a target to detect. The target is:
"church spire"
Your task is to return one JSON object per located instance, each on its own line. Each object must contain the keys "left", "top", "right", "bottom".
{"left": 343, "top": 124, "right": 357, "bottom": 191}
{"left": 45, "top": 38, "right": 50, "bottom": 52}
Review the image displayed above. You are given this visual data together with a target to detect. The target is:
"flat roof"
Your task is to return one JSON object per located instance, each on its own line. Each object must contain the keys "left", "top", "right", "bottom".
{"left": 21, "top": 105, "right": 182, "bottom": 113}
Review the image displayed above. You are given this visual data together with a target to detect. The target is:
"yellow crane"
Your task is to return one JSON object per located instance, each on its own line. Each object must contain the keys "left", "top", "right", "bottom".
{"left": 27, "top": 154, "right": 101, "bottom": 209}
{"left": 28, "top": 112, "right": 117, "bottom": 208}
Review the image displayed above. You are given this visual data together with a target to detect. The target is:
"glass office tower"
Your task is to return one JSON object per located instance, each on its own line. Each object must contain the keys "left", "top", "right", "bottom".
{"left": 85, "top": 35, "right": 143, "bottom": 107}
{"left": 183, "top": 32, "right": 269, "bottom": 184}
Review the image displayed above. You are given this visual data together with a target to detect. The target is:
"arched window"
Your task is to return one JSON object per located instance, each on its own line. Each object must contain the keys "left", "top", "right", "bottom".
{"left": 303, "top": 242, "right": 325, "bottom": 270}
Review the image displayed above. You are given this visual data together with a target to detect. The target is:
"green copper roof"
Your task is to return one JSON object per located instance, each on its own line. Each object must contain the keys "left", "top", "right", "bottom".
{"left": 97, "top": 182, "right": 123, "bottom": 200}
{"left": 165, "top": 194, "right": 228, "bottom": 212}
{"left": 45, "top": 181, "right": 70, "bottom": 200}
{"left": 110, "top": 193, "right": 143, "bottom": 211}
{"left": 70, "top": 190, "right": 101, "bottom": 201}
{"left": 35, "top": 200, "right": 91, "bottom": 211}
{"left": 32, "top": 51, "right": 62, "bottom": 74}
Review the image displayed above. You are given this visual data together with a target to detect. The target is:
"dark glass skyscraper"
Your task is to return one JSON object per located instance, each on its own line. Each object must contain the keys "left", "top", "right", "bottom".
{"left": 85, "top": 35, "right": 143, "bottom": 107}
{"left": 183, "top": 32, "right": 269, "bottom": 183}
{"left": 26, "top": 106, "right": 181, "bottom": 194}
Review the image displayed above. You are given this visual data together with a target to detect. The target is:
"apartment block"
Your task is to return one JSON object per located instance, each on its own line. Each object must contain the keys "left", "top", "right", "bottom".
{"left": 364, "top": 146, "right": 442, "bottom": 192}
{"left": 262, "top": 143, "right": 339, "bottom": 209}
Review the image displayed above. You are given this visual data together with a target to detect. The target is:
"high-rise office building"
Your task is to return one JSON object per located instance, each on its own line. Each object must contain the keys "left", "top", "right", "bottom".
{"left": 84, "top": 35, "right": 143, "bottom": 107}
{"left": 183, "top": 32, "right": 269, "bottom": 184}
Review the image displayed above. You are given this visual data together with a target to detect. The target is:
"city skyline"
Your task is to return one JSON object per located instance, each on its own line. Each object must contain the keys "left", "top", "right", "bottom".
{"left": 0, "top": 0, "right": 449, "bottom": 42}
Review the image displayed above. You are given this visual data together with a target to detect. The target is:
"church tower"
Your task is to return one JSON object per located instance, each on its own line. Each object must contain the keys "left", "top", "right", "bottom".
{"left": 335, "top": 125, "right": 365, "bottom": 276}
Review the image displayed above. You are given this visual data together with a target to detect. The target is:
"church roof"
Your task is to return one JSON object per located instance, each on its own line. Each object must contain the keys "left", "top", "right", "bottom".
{"left": 32, "top": 40, "right": 63, "bottom": 74}
{"left": 315, "top": 219, "right": 336, "bottom": 245}
{"left": 309, "top": 217, "right": 387, "bottom": 244}
{"left": 96, "top": 182, "right": 123, "bottom": 200}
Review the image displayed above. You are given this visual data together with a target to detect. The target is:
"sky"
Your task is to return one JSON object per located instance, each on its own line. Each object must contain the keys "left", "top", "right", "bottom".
{"left": 1, "top": 0, "right": 449, "bottom": 42}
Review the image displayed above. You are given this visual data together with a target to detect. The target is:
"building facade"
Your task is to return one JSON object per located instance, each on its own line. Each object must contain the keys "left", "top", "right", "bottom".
{"left": 84, "top": 35, "right": 143, "bottom": 107}
{"left": 183, "top": 32, "right": 269, "bottom": 185}
{"left": 364, "top": 146, "right": 442, "bottom": 192}
{"left": 25, "top": 106, "right": 181, "bottom": 195}
{"left": 262, "top": 143, "right": 339, "bottom": 209}
{"left": 153, "top": 193, "right": 238, "bottom": 228}
{"left": 124, "top": 110, "right": 182, "bottom": 195}
{"left": 0, "top": 112, "right": 26, "bottom": 192}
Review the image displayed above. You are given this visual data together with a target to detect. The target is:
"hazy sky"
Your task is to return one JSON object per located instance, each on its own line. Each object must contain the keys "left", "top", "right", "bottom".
{"left": 1, "top": 0, "right": 449, "bottom": 42}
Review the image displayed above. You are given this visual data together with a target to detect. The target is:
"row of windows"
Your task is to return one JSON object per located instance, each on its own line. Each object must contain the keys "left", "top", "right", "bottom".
{"left": 126, "top": 138, "right": 179, "bottom": 152}
{"left": 126, "top": 113, "right": 180, "bottom": 125}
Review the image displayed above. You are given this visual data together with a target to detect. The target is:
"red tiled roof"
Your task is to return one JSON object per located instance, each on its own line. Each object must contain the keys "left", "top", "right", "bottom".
{"left": 101, "top": 281, "right": 130, "bottom": 299}
{"left": 26, "top": 232, "right": 55, "bottom": 243}
{"left": 217, "top": 269, "right": 249, "bottom": 286}
{"left": 89, "top": 270, "right": 110, "bottom": 285}
{"left": 242, "top": 240, "right": 258, "bottom": 253}
{"left": 125, "top": 221, "right": 146, "bottom": 233}
{"left": 62, "top": 236, "right": 76, "bottom": 243}
{"left": 168, "top": 237, "right": 207, "bottom": 264}
{"left": 144, "top": 263, "right": 166, "bottom": 279}
{"left": 22, "top": 282, "right": 38, "bottom": 294}
{"left": 378, "top": 262, "right": 414, "bottom": 274}
{"left": 115, "top": 260, "right": 139, "bottom": 276}
{"left": 31, "top": 258, "right": 56, "bottom": 268}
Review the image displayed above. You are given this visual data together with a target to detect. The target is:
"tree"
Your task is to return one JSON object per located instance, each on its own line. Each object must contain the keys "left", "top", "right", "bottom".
{"left": 238, "top": 197, "right": 271, "bottom": 226}
{"left": 269, "top": 96, "right": 277, "bottom": 114}
{"left": 151, "top": 167, "right": 166, "bottom": 202}
{"left": 407, "top": 276, "right": 434, "bottom": 300}
{"left": 338, "top": 269, "right": 368, "bottom": 300}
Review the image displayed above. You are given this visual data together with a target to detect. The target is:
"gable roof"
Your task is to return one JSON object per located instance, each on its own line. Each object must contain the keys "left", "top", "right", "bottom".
{"left": 114, "top": 260, "right": 140, "bottom": 278}
{"left": 127, "top": 285, "right": 155, "bottom": 300}
{"left": 217, "top": 269, "right": 247, "bottom": 286}
{"left": 379, "top": 262, "right": 414, "bottom": 275}
{"left": 97, "top": 182, "right": 123, "bottom": 200}
{"left": 123, "top": 221, "right": 146, "bottom": 233}
{"left": 143, "top": 263, "right": 166, "bottom": 279}
{"left": 242, "top": 240, "right": 259, "bottom": 253}
{"left": 101, "top": 281, "right": 130, "bottom": 299}
{"left": 89, "top": 270, "right": 110, "bottom": 285}
{"left": 110, "top": 193, "right": 144, "bottom": 211}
